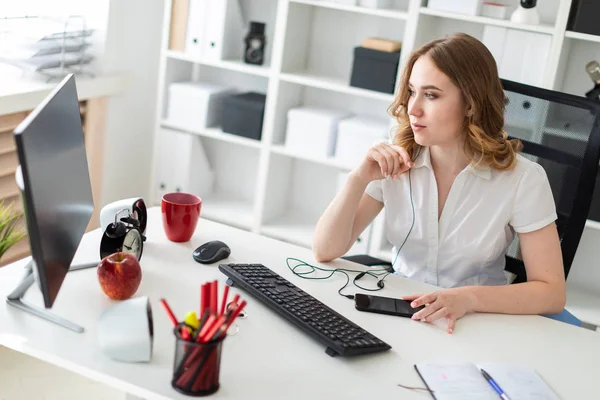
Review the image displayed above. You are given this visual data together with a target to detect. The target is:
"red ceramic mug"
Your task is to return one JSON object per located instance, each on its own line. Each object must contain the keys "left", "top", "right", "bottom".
{"left": 161, "top": 193, "right": 202, "bottom": 242}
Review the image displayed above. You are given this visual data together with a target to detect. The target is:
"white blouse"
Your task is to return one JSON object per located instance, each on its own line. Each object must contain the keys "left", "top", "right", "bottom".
{"left": 365, "top": 147, "right": 557, "bottom": 288}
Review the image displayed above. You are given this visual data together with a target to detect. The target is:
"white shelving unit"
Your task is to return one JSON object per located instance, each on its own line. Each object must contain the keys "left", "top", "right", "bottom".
{"left": 150, "top": 0, "right": 600, "bottom": 265}
{"left": 418, "top": 6, "right": 555, "bottom": 34}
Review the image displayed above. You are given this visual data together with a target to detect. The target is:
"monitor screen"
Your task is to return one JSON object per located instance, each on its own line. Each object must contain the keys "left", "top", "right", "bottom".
{"left": 13, "top": 74, "right": 94, "bottom": 308}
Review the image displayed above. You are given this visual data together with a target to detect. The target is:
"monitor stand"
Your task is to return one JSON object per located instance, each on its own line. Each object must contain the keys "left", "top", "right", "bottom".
{"left": 6, "top": 259, "right": 98, "bottom": 333}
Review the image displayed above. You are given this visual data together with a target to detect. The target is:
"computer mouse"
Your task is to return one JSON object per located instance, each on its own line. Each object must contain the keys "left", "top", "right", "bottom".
{"left": 193, "top": 240, "right": 231, "bottom": 264}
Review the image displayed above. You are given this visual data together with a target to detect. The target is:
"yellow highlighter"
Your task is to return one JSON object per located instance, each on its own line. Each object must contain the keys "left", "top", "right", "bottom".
{"left": 184, "top": 311, "right": 200, "bottom": 332}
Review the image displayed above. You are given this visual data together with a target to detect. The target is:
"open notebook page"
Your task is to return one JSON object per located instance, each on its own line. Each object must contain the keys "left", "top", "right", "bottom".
{"left": 477, "top": 363, "right": 560, "bottom": 400}
{"left": 415, "top": 363, "right": 499, "bottom": 400}
{"left": 415, "top": 362, "right": 560, "bottom": 400}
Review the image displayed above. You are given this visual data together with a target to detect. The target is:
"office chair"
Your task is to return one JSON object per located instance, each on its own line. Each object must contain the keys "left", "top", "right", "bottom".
{"left": 344, "top": 79, "right": 600, "bottom": 327}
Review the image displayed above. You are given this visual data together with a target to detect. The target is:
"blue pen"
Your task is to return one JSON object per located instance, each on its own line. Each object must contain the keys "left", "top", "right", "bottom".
{"left": 480, "top": 369, "right": 511, "bottom": 400}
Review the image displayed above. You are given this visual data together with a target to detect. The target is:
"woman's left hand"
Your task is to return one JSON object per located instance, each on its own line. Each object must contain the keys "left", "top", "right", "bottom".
{"left": 402, "top": 287, "right": 478, "bottom": 334}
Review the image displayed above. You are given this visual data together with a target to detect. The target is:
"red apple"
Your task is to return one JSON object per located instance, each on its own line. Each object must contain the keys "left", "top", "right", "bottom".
{"left": 97, "top": 252, "right": 142, "bottom": 300}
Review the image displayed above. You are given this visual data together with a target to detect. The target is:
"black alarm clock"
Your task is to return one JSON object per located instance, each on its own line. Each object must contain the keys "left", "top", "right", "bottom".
{"left": 100, "top": 210, "right": 144, "bottom": 260}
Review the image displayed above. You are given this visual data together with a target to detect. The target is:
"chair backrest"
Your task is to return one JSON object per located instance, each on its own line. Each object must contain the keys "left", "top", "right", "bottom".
{"left": 501, "top": 79, "right": 600, "bottom": 283}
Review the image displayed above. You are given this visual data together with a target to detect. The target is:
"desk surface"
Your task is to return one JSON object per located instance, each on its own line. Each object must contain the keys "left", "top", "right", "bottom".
{"left": 0, "top": 207, "right": 598, "bottom": 400}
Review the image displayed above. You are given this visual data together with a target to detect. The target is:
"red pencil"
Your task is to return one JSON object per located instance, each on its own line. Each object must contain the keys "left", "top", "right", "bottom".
{"left": 201, "top": 283, "right": 210, "bottom": 315}
{"left": 210, "top": 280, "right": 218, "bottom": 315}
{"left": 200, "top": 283, "right": 206, "bottom": 316}
{"left": 159, "top": 298, "right": 178, "bottom": 327}
{"left": 219, "top": 285, "right": 230, "bottom": 316}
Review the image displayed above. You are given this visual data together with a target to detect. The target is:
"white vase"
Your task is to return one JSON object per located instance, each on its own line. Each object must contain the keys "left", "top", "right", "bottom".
{"left": 510, "top": 5, "right": 540, "bottom": 25}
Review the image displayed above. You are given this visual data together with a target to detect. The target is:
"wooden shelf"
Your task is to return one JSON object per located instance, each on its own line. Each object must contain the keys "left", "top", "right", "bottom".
{"left": 0, "top": 236, "right": 30, "bottom": 267}
{"left": 419, "top": 7, "right": 555, "bottom": 35}
{"left": 0, "top": 167, "right": 16, "bottom": 179}
{"left": 0, "top": 111, "right": 28, "bottom": 133}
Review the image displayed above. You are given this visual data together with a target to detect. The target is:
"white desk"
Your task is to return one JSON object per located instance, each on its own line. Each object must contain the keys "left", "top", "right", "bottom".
{"left": 1, "top": 207, "right": 599, "bottom": 399}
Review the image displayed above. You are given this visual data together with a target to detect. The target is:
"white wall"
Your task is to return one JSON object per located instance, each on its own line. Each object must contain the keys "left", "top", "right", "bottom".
{"left": 98, "top": 0, "right": 164, "bottom": 207}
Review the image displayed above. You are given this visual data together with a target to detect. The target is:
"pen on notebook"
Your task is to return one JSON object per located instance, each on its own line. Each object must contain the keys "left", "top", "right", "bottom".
{"left": 480, "top": 369, "right": 511, "bottom": 400}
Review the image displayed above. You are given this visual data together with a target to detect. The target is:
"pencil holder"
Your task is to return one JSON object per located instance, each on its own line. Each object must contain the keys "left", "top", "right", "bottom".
{"left": 171, "top": 324, "right": 226, "bottom": 396}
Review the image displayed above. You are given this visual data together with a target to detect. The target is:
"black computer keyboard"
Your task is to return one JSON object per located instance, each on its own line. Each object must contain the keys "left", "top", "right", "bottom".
{"left": 218, "top": 263, "right": 391, "bottom": 357}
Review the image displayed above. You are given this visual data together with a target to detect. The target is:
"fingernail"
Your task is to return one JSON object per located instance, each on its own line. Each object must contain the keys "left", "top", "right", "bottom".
{"left": 448, "top": 329, "right": 453, "bottom": 334}
{"left": 411, "top": 302, "right": 416, "bottom": 307}
{"left": 411, "top": 315, "right": 417, "bottom": 320}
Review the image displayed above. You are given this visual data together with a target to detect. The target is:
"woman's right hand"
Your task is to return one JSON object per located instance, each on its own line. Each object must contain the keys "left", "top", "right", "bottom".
{"left": 354, "top": 142, "right": 414, "bottom": 183}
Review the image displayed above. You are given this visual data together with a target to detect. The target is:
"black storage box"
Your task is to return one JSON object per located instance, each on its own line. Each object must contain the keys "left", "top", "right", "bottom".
{"left": 350, "top": 46, "right": 400, "bottom": 94}
{"left": 567, "top": 0, "right": 600, "bottom": 36}
{"left": 221, "top": 92, "right": 266, "bottom": 141}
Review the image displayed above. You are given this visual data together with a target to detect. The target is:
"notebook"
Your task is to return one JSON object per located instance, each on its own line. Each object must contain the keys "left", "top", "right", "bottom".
{"left": 414, "top": 362, "right": 560, "bottom": 400}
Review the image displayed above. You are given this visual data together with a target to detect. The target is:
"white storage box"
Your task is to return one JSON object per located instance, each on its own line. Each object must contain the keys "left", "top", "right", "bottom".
{"left": 167, "top": 81, "right": 235, "bottom": 130}
{"left": 480, "top": 2, "right": 509, "bottom": 19}
{"left": 427, "top": 0, "right": 482, "bottom": 16}
{"left": 285, "top": 107, "right": 352, "bottom": 158}
{"left": 335, "top": 115, "right": 389, "bottom": 167}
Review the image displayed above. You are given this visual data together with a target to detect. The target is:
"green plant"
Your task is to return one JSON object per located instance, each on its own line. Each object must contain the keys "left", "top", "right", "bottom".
{"left": 0, "top": 200, "right": 26, "bottom": 260}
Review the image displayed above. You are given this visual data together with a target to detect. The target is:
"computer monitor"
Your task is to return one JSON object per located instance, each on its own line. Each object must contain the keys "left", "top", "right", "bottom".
{"left": 6, "top": 74, "right": 97, "bottom": 332}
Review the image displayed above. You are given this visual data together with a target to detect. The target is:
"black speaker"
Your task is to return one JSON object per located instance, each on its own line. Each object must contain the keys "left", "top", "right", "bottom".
{"left": 244, "top": 22, "right": 266, "bottom": 66}
{"left": 567, "top": 0, "right": 600, "bottom": 36}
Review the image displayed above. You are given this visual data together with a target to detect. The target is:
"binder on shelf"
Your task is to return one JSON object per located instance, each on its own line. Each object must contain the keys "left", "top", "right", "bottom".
{"left": 482, "top": 26, "right": 551, "bottom": 88}
{"left": 184, "top": 0, "right": 244, "bottom": 61}
{"left": 204, "top": 0, "right": 244, "bottom": 62}
{"left": 169, "top": 0, "right": 189, "bottom": 51}
{"left": 185, "top": 0, "right": 206, "bottom": 58}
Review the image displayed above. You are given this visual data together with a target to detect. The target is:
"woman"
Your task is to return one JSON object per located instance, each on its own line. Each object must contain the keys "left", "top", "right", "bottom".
{"left": 312, "top": 33, "right": 566, "bottom": 334}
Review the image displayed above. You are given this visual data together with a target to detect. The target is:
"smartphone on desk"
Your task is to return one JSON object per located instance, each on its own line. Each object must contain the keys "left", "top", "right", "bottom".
{"left": 355, "top": 293, "right": 425, "bottom": 318}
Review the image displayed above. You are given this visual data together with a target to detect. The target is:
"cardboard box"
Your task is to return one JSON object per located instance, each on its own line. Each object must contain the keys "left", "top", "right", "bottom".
{"left": 362, "top": 37, "right": 402, "bottom": 53}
